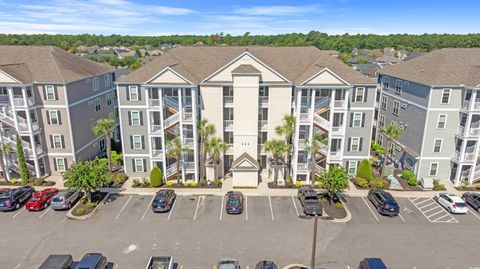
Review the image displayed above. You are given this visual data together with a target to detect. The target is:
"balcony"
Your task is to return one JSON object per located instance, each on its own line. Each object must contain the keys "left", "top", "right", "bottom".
{"left": 13, "top": 97, "right": 35, "bottom": 108}
{"left": 458, "top": 121, "right": 480, "bottom": 137}
{"left": 462, "top": 99, "right": 480, "bottom": 110}
{"left": 223, "top": 96, "right": 233, "bottom": 106}
{"left": 224, "top": 120, "right": 234, "bottom": 131}
{"left": 0, "top": 95, "right": 8, "bottom": 103}
{"left": 183, "top": 138, "right": 194, "bottom": 147}
{"left": 226, "top": 143, "right": 233, "bottom": 154}
{"left": 298, "top": 138, "right": 307, "bottom": 148}
{"left": 149, "top": 99, "right": 161, "bottom": 107}
{"left": 150, "top": 124, "right": 162, "bottom": 134}
{"left": 333, "top": 100, "right": 346, "bottom": 108}
{"left": 259, "top": 96, "right": 269, "bottom": 106}
{"left": 258, "top": 120, "right": 268, "bottom": 131}
{"left": 299, "top": 113, "right": 310, "bottom": 123}
{"left": 331, "top": 125, "right": 344, "bottom": 135}
{"left": 152, "top": 149, "right": 163, "bottom": 158}
{"left": 183, "top": 112, "right": 193, "bottom": 122}
{"left": 297, "top": 163, "right": 308, "bottom": 173}
{"left": 329, "top": 151, "right": 341, "bottom": 158}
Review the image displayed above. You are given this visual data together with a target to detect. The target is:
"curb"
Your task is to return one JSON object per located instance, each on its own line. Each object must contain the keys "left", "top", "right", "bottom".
{"left": 332, "top": 201, "right": 351, "bottom": 223}
{"left": 66, "top": 192, "right": 111, "bottom": 220}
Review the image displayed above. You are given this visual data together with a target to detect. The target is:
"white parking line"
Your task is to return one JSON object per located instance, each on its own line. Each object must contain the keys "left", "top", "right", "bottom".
{"left": 347, "top": 266, "right": 350, "bottom": 269}
{"left": 115, "top": 195, "right": 132, "bottom": 220}
{"left": 432, "top": 214, "right": 451, "bottom": 222}
{"left": 141, "top": 196, "right": 155, "bottom": 220}
{"left": 425, "top": 210, "right": 445, "bottom": 219}
{"left": 414, "top": 199, "right": 433, "bottom": 206}
{"left": 423, "top": 205, "right": 442, "bottom": 214}
{"left": 193, "top": 196, "right": 202, "bottom": 220}
{"left": 113, "top": 263, "right": 118, "bottom": 269}
{"left": 13, "top": 263, "right": 21, "bottom": 269}
{"left": 219, "top": 195, "right": 224, "bottom": 221}
{"left": 268, "top": 195, "right": 274, "bottom": 221}
{"left": 468, "top": 209, "right": 480, "bottom": 220}
{"left": 38, "top": 207, "right": 51, "bottom": 219}
{"left": 361, "top": 197, "right": 379, "bottom": 222}
{"left": 418, "top": 202, "right": 436, "bottom": 210}
{"left": 245, "top": 196, "right": 248, "bottom": 221}
{"left": 398, "top": 213, "right": 406, "bottom": 222}
{"left": 12, "top": 208, "right": 24, "bottom": 218}
{"left": 167, "top": 198, "right": 176, "bottom": 221}
{"left": 291, "top": 196, "right": 300, "bottom": 218}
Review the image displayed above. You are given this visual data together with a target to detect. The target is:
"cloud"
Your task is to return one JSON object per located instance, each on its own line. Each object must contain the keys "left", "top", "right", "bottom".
{"left": 233, "top": 5, "right": 323, "bottom": 16}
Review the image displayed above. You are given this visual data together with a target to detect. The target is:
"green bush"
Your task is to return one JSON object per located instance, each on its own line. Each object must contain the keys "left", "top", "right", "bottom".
{"left": 315, "top": 180, "right": 324, "bottom": 189}
{"left": 371, "top": 141, "right": 385, "bottom": 155}
{"left": 150, "top": 167, "right": 163, "bottom": 187}
{"left": 356, "top": 159, "right": 372, "bottom": 180}
{"left": 111, "top": 150, "right": 123, "bottom": 165}
{"left": 85, "top": 202, "right": 96, "bottom": 209}
{"left": 79, "top": 197, "right": 87, "bottom": 204}
{"left": 433, "top": 179, "right": 446, "bottom": 191}
{"left": 132, "top": 178, "right": 141, "bottom": 187}
{"left": 183, "top": 182, "right": 190, "bottom": 187}
{"left": 334, "top": 202, "right": 344, "bottom": 209}
{"left": 10, "top": 179, "right": 17, "bottom": 185}
{"left": 354, "top": 177, "right": 369, "bottom": 188}
{"left": 199, "top": 178, "right": 207, "bottom": 186}
{"left": 474, "top": 183, "right": 480, "bottom": 190}
{"left": 191, "top": 182, "right": 198, "bottom": 187}
{"left": 76, "top": 208, "right": 86, "bottom": 216}
{"left": 407, "top": 177, "right": 418, "bottom": 186}
{"left": 401, "top": 170, "right": 415, "bottom": 180}
{"left": 33, "top": 178, "right": 45, "bottom": 186}
{"left": 369, "top": 177, "right": 386, "bottom": 189}
{"left": 166, "top": 181, "right": 174, "bottom": 187}
{"left": 115, "top": 173, "right": 128, "bottom": 185}
{"left": 212, "top": 179, "right": 222, "bottom": 187}
{"left": 295, "top": 181, "right": 302, "bottom": 188}
{"left": 141, "top": 178, "right": 150, "bottom": 187}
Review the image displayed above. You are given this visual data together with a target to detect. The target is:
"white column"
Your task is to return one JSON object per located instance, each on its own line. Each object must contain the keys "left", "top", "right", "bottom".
{"left": 7, "top": 87, "right": 19, "bottom": 131}
{"left": 0, "top": 125, "right": 9, "bottom": 180}
{"left": 178, "top": 88, "right": 185, "bottom": 182}
{"left": 459, "top": 138, "right": 467, "bottom": 162}
{"left": 145, "top": 87, "right": 152, "bottom": 174}
{"left": 306, "top": 89, "right": 316, "bottom": 184}
{"left": 454, "top": 164, "right": 462, "bottom": 186}
{"left": 22, "top": 87, "right": 40, "bottom": 177}
{"left": 292, "top": 88, "right": 302, "bottom": 182}
{"left": 159, "top": 88, "right": 168, "bottom": 182}
{"left": 192, "top": 87, "right": 199, "bottom": 182}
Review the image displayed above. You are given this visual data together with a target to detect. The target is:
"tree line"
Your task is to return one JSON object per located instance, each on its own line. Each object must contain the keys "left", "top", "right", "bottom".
{"left": 2, "top": 31, "right": 480, "bottom": 52}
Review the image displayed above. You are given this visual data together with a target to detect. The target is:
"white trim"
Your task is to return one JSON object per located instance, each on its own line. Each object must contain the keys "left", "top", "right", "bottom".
{"left": 379, "top": 114, "right": 386, "bottom": 128}
{"left": 417, "top": 90, "right": 433, "bottom": 175}
{"left": 45, "top": 85, "right": 56, "bottom": 100}
{"left": 123, "top": 153, "right": 151, "bottom": 157}
{"left": 381, "top": 95, "right": 388, "bottom": 109}
{"left": 41, "top": 104, "right": 68, "bottom": 108}
{"left": 130, "top": 110, "right": 141, "bottom": 126}
{"left": 429, "top": 108, "right": 460, "bottom": 111}
{"left": 355, "top": 87, "right": 366, "bottom": 102}
{"left": 349, "top": 107, "right": 375, "bottom": 111}
{"left": 134, "top": 158, "right": 145, "bottom": 173}
{"left": 0, "top": 69, "right": 21, "bottom": 83}
{"left": 118, "top": 105, "right": 148, "bottom": 109}
{"left": 437, "top": 114, "right": 447, "bottom": 129}
{"left": 132, "top": 135, "right": 142, "bottom": 150}
{"left": 51, "top": 134, "right": 63, "bottom": 149}
{"left": 420, "top": 157, "right": 451, "bottom": 160}
{"left": 74, "top": 132, "right": 116, "bottom": 155}
{"left": 300, "top": 68, "right": 350, "bottom": 86}
{"left": 117, "top": 85, "right": 127, "bottom": 174}
{"left": 342, "top": 155, "right": 371, "bottom": 159}
{"left": 432, "top": 138, "right": 443, "bottom": 153}
{"left": 92, "top": 77, "right": 99, "bottom": 91}
{"left": 48, "top": 152, "right": 74, "bottom": 156}
{"left": 441, "top": 88, "right": 451, "bottom": 104}
{"left": 395, "top": 79, "right": 402, "bottom": 94}
{"left": 347, "top": 160, "right": 358, "bottom": 175}
{"left": 145, "top": 67, "right": 194, "bottom": 85}
{"left": 429, "top": 162, "right": 439, "bottom": 176}
{"left": 128, "top": 85, "right": 139, "bottom": 101}
{"left": 54, "top": 158, "right": 66, "bottom": 172}
{"left": 48, "top": 110, "right": 60, "bottom": 125}
{"left": 352, "top": 112, "right": 362, "bottom": 127}
{"left": 381, "top": 91, "right": 427, "bottom": 110}
{"left": 350, "top": 137, "right": 361, "bottom": 152}
{"left": 69, "top": 88, "right": 115, "bottom": 107}
{"left": 392, "top": 100, "right": 400, "bottom": 116}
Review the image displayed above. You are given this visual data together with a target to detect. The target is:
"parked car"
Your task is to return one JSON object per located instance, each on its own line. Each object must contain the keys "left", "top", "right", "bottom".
{"left": 225, "top": 191, "right": 244, "bottom": 214}
{"left": 38, "top": 254, "right": 73, "bottom": 269}
{"left": 435, "top": 193, "right": 468, "bottom": 214}
{"left": 298, "top": 187, "right": 322, "bottom": 216}
{"left": 0, "top": 186, "right": 34, "bottom": 211}
{"left": 367, "top": 189, "right": 399, "bottom": 216}
{"left": 255, "top": 260, "right": 277, "bottom": 269}
{"left": 462, "top": 192, "right": 480, "bottom": 213}
{"left": 217, "top": 259, "right": 240, "bottom": 269}
{"left": 51, "top": 189, "right": 81, "bottom": 210}
{"left": 152, "top": 189, "right": 176, "bottom": 213}
{"left": 26, "top": 188, "right": 59, "bottom": 211}
{"left": 0, "top": 188, "right": 10, "bottom": 195}
{"left": 358, "top": 258, "right": 388, "bottom": 269}
{"left": 75, "top": 253, "right": 108, "bottom": 269}
{"left": 145, "top": 256, "right": 173, "bottom": 269}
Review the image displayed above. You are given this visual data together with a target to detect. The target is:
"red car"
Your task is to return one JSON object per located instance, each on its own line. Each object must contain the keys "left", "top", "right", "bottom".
{"left": 25, "top": 188, "right": 59, "bottom": 211}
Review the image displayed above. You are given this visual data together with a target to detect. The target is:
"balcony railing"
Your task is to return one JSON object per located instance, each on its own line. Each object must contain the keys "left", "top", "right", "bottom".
{"left": 333, "top": 100, "right": 346, "bottom": 108}
{"left": 0, "top": 95, "right": 8, "bottom": 103}
{"left": 223, "top": 96, "right": 233, "bottom": 105}
{"left": 13, "top": 97, "right": 35, "bottom": 107}
{"left": 299, "top": 113, "right": 309, "bottom": 123}
{"left": 183, "top": 138, "right": 194, "bottom": 147}
{"left": 150, "top": 124, "right": 162, "bottom": 133}
{"left": 258, "top": 120, "right": 268, "bottom": 130}
{"left": 152, "top": 149, "right": 163, "bottom": 158}
{"left": 224, "top": 120, "right": 233, "bottom": 130}
{"left": 330, "top": 151, "right": 341, "bottom": 158}
{"left": 259, "top": 96, "right": 269, "bottom": 105}
{"left": 183, "top": 112, "right": 193, "bottom": 122}
{"left": 226, "top": 144, "right": 233, "bottom": 154}
{"left": 149, "top": 99, "right": 161, "bottom": 107}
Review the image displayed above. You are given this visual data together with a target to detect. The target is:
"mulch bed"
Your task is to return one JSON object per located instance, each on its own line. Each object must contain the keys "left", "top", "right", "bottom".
{"left": 71, "top": 191, "right": 108, "bottom": 217}
{"left": 268, "top": 182, "right": 323, "bottom": 189}
{"left": 395, "top": 176, "right": 422, "bottom": 191}
{"left": 164, "top": 183, "right": 222, "bottom": 189}
{"left": 323, "top": 202, "right": 347, "bottom": 219}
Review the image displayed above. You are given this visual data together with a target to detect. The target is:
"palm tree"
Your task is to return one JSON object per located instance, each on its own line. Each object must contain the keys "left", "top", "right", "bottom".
{"left": 205, "top": 136, "right": 227, "bottom": 180}
{"left": 275, "top": 115, "right": 296, "bottom": 179}
{"left": 381, "top": 123, "right": 403, "bottom": 176}
{"left": 0, "top": 142, "right": 13, "bottom": 181}
{"left": 198, "top": 119, "right": 215, "bottom": 180}
{"left": 264, "top": 139, "right": 290, "bottom": 184}
{"left": 91, "top": 117, "right": 116, "bottom": 171}
{"left": 305, "top": 132, "right": 328, "bottom": 183}
{"left": 166, "top": 137, "right": 190, "bottom": 184}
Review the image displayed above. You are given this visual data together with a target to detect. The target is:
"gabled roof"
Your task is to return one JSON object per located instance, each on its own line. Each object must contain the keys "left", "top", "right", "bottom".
{"left": 380, "top": 48, "right": 480, "bottom": 87}
{"left": 231, "top": 64, "right": 261, "bottom": 74}
{"left": 0, "top": 46, "right": 113, "bottom": 84}
{"left": 118, "top": 46, "right": 374, "bottom": 85}
{"left": 231, "top": 152, "right": 259, "bottom": 170}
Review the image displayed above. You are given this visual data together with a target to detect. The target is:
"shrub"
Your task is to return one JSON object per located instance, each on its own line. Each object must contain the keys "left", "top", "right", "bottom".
{"left": 115, "top": 173, "right": 128, "bottom": 185}
{"left": 10, "top": 179, "right": 17, "bottom": 185}
{"left": 111, "top": 150, "right": 123, "bottom": 165}
{"left": 354, "top": 177, "right": 369, "bottom": 188}
{"left": 141, "top": 178, "right": 150, "bottom": 187}
{"left": 150, "top": 167, "right": 163, "bottom": 187}
{"left": 474, "top": 183, "right": 480, "bottom": 190}
{"left": 433, "top": 179, "right": 446, "bottom": 191}
{"left": 407, "top": 177, "right": 418, "bottom": 186}
{"left": 132, "top": 178, "right": 141, "bottom": 187}
{"left": 401, "top": 170, "right": 415, "bottom": 180}
{"left": 76, "top": 208, "right": 86, "bottom": 216}
{"left": 79, "top": 197, "right": 87, "bottom": 204}
{"left": 295, "top": 181, "right": 302, "bottom": 188}
{"left": 315, "top": 180, "right": 324, "bottom": 189}
{"left": 86, "top": 202, "right": 96, "bottom": 209}
{"left": 199, "top": 178, "right": 207, "bottom": 186}
{"left": 371, "top": 141, "right": 385, "bottom": 155}
{"left": 191, "top": 182, "right": 198, "bottom": 187}
{"left": 356, "top": 159, "right": 372, "bottom": 180}
{"left": 334, "top": 202, "right": 344, "bottom": 209}
{"left": 212, "top": 179, "right": 222, "bottom": 187}
{"left": 285, "top": 177, "right": 293, "bottom": 183}
{"left": 33, "top": 178, "right": 45, "bottom": 186}
{"left": 166, "top": 181, "right": 174, "bottom": 187}
{"left": 369, "top": 177, "right": 386, "bottom": 189}
{"left": 183, "top": 182, "right": 190, "bottom": 187}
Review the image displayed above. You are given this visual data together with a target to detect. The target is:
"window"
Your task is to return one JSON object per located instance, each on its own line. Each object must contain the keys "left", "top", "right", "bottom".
{"left": 45, "top": 85, "right": 56, "bottom": 100}
{"left": 134, "top": 158, "right": 145, "bottom": 172}
{"left": 259, "top": 85, "right": 269, "bottom": 97}
{"left": 376, "top": 133, "right": 383, "bottom": 146}
{"left": 355, "top": 87, "right": 365, "bottom": 102}
{"left": 393, "top": 101, "right": 400, "bottom": 116}
{"left": 132, "top": 135, "right": 143, "bottom": 150}
{"left": 381, "top": 96, "right": 388, "bottom": 109}
{"left": 347, "top": 161, "right": 358, "bottom": 175}
{"left": 130, "top": 111, "right": 141, "bottom": 126}
{"left": 104, "top": 74, "right": 111, "bottom": 87}
{"left": 106, "top": 93, "right": 113, "bottom": 106}
{"left": 48, "top": 110, "right": 60, "bottom": 125}
{"left": 352, "top": 112, "right": 363, "bottom": 127}
{"left": 350, "top": 137, "right": 361, "bottom": 151}
{"left": 94, "top": 97, "right": 101, "bottom": 111}
{"left": 223, "top": 86, "right": 233, "bottom": 97}
{"left": 99, "top": 139, "right": 106, "bottom": 151}
{"left": 382, "top": 76, "right": 390, "bottom": 89}
{"left": 55, "top": 158, "right": 66, "bottom": 172}
{"left": 437, "top": 114, "right": 447, "bottom": 129}
{"left": 441, "top": 89, "right": 451, "bottom": 104}
{"left": 429, "top": 162, "right": 439, "bottom": 176}
{"left": 51, "top": 135, "right": 63, "bottom": 149}
{"left": 379, "top": 115, "right": 385, "bottom": 128}
{"left": 433, "top": 139, "right": 442, "bottom": 153}
{"left": 395, "top": 80, "right": 402, "bottom": 94}
{"left": 92, "top": 77, "right": 99, "bottom": 91}
{"left": 129, "top": 85, "right": 139, "bottom": 101}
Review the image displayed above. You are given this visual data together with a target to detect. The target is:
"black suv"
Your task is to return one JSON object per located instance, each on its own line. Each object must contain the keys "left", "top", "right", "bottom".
{"left": 0, "top": 186, "right": 34, "bottom": 211}
{"left": 367, "top": 189, "right": 399, "bottom": 216}
{"left": 151, "top": 189, "right": 176, "bottom": 213}
{"left": 226, "top": 191, "right": 244, "bottom": 214}
{"left": 462, "top": 192, "right": 480, "bottom": 213}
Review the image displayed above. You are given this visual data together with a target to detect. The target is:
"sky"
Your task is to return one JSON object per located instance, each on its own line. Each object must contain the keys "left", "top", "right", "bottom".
{"left": 0, "top": 0, "right": 479, "bottom": 35}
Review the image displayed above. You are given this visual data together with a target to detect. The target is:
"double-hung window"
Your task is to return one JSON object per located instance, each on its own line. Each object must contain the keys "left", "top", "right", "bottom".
{"left": 381, "top": 96, "right": 388, "bottom": 109}
{"left": 132, "top": 135, "right": 142, "bottom": 150}
{"left": 130, "top": 111, "right": 141, "bottom": 126}
{"left": 106, "top": 93, "right": 113, "bottom": 106}
{"left": 48, "top": 110, "right": 60, "bottom": 125}
{"left": 134, "top": 158, "right": 145, "bottom": 172}
{"left": 104, "top": 74, "right": 111, "bottom": 88}
{"left": 92, "top": 77, "right": 99, "bottom": 91}
{"left": 350, "top": 137, "right": 361, "bottom": 152}
{"left": 393, "top": 101, "right": 400, "bottom": 116}
{"left": 45, "top": 85, "right": 56, "bottom": 100}
{"left": 129, "top": 86, "right": 139, "bottom": 101}
{"left": 395, "top": 80, "right": 402, "bottom": 94}
{"left": 348, "top": 161, "right": 358, "bottom": 175}
{"left": 437, "top": 114, "right": 447, "bottom": 129}
{"left": 355, "top": 87, "right": 365, "bottom": 102}
{"left": 379, "top": 115, "right": 385, "bottom": 128}
{"left": 55, "top": 158, "right": 66, "bottom": 172}
{"left": 352, "top": 112, "right": 363, "bottom": 127}
{"left": 441, "top": 89, "right": 451, "bottom": 104}
{"left": 429, "top": 162, "right": 439, "bottom": 176}
{"left": 94, "top": 97, "right": 101, "bottom": 111}
{"left": 433, "top": 139, "right": 442, "bottom": 153}
{"left": 52, "top": 135, "right": 63, "bottom": 149}
{"left": 382, "top": 76, "right": 390, "bottom": 89}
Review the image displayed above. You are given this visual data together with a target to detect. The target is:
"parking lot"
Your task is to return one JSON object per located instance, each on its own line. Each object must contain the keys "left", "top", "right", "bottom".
{"left": 1, "top": 193, "right": 480, "bottom": 269}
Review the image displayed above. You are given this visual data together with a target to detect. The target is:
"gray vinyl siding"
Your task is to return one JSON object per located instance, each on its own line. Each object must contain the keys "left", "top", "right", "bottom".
{"left": 350, "top": 86, "right": 376, "bottom": 108}
{"left": 343, "top": 110, "right": 373, "bottom": 157}
{"left": 119, "top": 108, "right": 149, "bottom": 155}
{"left": 429, "top": 87, "right": 463, "bottom": 109}
{"left": 378, "top": 74, "right": 430, "bottom": 107}
{"left": 422, "top": 110, "right": 459, "bottom": 158}
{"left": 66, "top": 73, "right": 114, "bottom": 103}
{"left": 117, "top": 84, "right": 146, "bottom": 106}
{"left": 124, "top": 156, "right": 150, "bottom": 177}
{"left": 417, "top": 159, "right": 451, "bottom": 181}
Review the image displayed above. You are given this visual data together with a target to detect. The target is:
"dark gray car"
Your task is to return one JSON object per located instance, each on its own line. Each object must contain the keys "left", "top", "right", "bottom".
{"left": 0, "top": 186, "right": 34, "bottom": 211}
{"left": 51, "top": 189, "right": 81, "bottom": 210}
{"left": 151, "top": 189, "right": 176, "bottom": 213}
{"left": 462, "top": 192, "right": 480, "bottom": 213}
{"left": 38, "top": 254, "right": 73, "bottom": 269}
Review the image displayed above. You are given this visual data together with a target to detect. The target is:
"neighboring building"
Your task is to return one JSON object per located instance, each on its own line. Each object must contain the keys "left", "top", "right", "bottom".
{"left": 353, "top": 63, "right": 381, "bottom": 78}
{"left": 375, "top": 48, "right": 480, "bottom": 186}
{"left": 117, "top": 46, "right": 375, "bottom": 186}
{"left": 0, "top": 46, "right": 119, "bottom": 179}
{"left": 347, "top": 55, "right": 376, "bottom": 64}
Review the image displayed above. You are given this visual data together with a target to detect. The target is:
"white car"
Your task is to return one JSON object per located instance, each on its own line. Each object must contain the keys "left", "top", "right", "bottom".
{"left": 435, "top": 193, "right": 468, "bottom": 214}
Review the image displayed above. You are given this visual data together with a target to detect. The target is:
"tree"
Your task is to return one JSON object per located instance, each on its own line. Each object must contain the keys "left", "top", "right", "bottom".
{"left": 198, "top": 119, "right": 215, "bottom": 180}
{"left": 275, "top": 115, "right": 296, "bottom": 180}
{"left": 166, "top": 137, "right": 190, "bottom": 184}
{"left": 0, "top": 143, "right": 13, "bottom": 181}
{"left": 264, "top": 139, "right": 290, "bottom": 184}
{"left": 16, "top": 133, "right": 29, "bottom": 185}
{"left": 319, "top": 165, "right": 349, "bottom": 203}
{"left": 205, "top": 136, "right": 227, "bottom": 180}
{"left": 63, "top": 158, "right": 110, "bottom": 202}
{"left": 381, "top": 123, "right": 403, "bottom": 176}
{"left": 305, "top": 133, "right": 328, "bottom": 184}
{"left": 108, "top": 57, "right": 121, "bottom": 69}
{"left": 150, "top": 166, "right": 163, "bottom": 187}
{"left": 356, "top": 159, "right": 372, "bottom": 180}
{"left": 91, "top": 117, "right": 116, "bottom": 171}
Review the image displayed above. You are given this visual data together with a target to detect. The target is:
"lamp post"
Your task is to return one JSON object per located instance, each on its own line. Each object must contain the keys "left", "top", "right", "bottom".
{"left": 311, "top": 215, "right": 318, "bottom": 269}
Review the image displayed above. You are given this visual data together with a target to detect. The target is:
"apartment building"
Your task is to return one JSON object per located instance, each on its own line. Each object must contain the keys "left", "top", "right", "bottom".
{"left": 117, "top": 46, "right": 375, "bottom": 186}
{"left": 376, "top": 48, "right": 480, "bottom": 186}
{"left": 0, "top": 46, "right": 118, "bottom": 179}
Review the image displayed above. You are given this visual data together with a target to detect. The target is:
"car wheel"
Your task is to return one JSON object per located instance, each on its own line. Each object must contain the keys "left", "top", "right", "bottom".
{"left": 15, "top": 203, "right": 19, "bottom": 210}
{"left": 477, "top": 208, "right": 480, "bottom": 214}
{"left": 447, "top": 207, "right": 452, "bottom": 213}
{"left": 68, "top": 202, "right": 72, "bottom": 209}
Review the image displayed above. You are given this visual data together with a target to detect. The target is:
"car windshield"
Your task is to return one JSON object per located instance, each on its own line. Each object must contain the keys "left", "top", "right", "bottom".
{"left": 456, "top": 202, "right": 467, "bottom": 207}
{"left": 52, "top": 197, "right": 64, "bottom": 203}
{"left": 228, "top": 199, "right": 239, "bottom": 206}
{"left": 30, "top": 197, "right": 41, "bottom": 202}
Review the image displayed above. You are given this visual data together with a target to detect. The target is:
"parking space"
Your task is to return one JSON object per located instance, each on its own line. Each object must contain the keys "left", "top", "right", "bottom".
{"left": 408, "top": 197, "right": 458, "bottom": 223}
{"left": 169, "top": 195, "right": 198, "bottom": 220}
{"left": 247, "top": 196, "right": 274, "bottom": 222}
{"left": 270, "top": 196, "right": 300, "bottom": 221}
{"left": 195, "top": 196, "right": 222, "bottom": 222}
